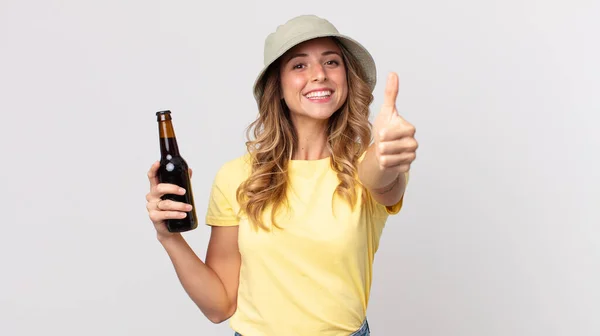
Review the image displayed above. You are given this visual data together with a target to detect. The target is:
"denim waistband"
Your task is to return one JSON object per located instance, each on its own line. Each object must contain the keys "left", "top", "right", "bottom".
{"left": 350, "top": 319, "right": 370, "bottom": 336}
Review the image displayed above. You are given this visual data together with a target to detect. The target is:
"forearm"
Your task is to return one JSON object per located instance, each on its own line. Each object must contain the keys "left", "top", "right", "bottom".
{"left": 158, "top": 234, "right": 233, "bottom": 323}
{"left": 358, "top": 143, "right": 407, "bottom": 206}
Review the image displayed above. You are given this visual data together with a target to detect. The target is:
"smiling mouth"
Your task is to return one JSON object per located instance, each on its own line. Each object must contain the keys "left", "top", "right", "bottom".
{"left": 304, "top": 90, "right": 333, "bottom": 100}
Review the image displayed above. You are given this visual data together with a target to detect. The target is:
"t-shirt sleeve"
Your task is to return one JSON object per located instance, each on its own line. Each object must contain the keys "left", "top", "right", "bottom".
{"left": 205, "top": 160, "right": 241, "bottom": 227}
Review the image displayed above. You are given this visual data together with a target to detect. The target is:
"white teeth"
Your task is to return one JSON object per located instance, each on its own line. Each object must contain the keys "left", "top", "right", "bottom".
{"left": 305, "top": 90, "right": 332, "bottom": 98}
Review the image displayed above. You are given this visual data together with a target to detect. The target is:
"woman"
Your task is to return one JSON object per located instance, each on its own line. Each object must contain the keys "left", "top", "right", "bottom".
{"left": 145, "top": 14, "right": 418, "bottom": 336}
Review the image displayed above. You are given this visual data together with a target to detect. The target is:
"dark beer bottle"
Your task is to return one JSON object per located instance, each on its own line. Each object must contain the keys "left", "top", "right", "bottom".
{"left": 156, "top": 110, "right": 198, "bottom": 232}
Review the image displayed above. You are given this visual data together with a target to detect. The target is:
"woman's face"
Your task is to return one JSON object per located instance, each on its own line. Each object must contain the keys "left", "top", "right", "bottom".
{"left": 278, "top": 37, "right": 348, "bottom": 122}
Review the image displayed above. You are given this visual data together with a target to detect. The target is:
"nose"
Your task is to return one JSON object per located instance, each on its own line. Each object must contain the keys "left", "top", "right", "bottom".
{"left": 311, "top": 64, "right": 326, "bottom": 82}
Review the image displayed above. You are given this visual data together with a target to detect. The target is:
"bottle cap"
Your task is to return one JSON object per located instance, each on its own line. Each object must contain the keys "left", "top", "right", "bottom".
{"left": 155, "top": 110, "right": 172, "bottom": 116}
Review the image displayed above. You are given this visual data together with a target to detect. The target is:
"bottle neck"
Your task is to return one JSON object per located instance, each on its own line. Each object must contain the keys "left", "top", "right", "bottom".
{"left": 158, "top": 120, "right": 180, "bottom": 157}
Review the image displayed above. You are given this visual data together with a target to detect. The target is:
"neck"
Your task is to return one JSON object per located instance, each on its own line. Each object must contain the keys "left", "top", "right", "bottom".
{"left": 291, "top": 116, "right": 330, "bottom": 160}
{"left": 160, "top": 136, "right": 180, "bottom": 157}
{"left": 159, "top": 121, "right": 180, "bottom": 156}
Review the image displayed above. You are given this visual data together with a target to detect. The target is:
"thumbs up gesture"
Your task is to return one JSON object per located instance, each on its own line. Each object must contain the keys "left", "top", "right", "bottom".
{"left": 372, "top": 72, "right": 418, "bottom": 175}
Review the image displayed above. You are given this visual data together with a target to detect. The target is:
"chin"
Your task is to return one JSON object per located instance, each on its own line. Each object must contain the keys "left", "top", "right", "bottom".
{"left": 287, "top": 98, "right": 344, "bottom": 122}
{"left": 301, "top": 104, "right": 342, "bottom": 119}
{"left": 301, "top": 109, "right": 337, "bottom": 121}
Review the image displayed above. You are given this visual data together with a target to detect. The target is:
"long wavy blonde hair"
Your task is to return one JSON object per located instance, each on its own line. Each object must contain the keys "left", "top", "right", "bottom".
{"left": 236, "top": 37, "right": 375, "bottom": 231}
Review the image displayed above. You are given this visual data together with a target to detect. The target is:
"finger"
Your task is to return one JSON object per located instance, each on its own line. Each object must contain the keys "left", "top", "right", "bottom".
{"left": 378, "top": 138, "right": 419, "bottom": 155}
{"left": 149, "top": 210, "right": 187, "bottom": 222}
{"left": 147, "top": 161, "right": 160, "bottom": 187}
{"left": 379, "top": 152, "right": 416, "bottom": 169}
{"left": 146, "top": 192, "right": 159, "bottom": 203}
{"left": 155, "top": 199, "right": 193, "bottom": 212}
{"left": 382, "top": 72, "right": 399, "bottom": 109}
{"left": 146, "top": 200, "right": 161, "bottom": 211}
{"left": 151, "top": 183, "right": 186, "bottom": 198}
{"left": 393, "top": 111, "right": 407, "bottom": 123}
{"left": 379, "top": 124, "right": 416, "bottom": 141}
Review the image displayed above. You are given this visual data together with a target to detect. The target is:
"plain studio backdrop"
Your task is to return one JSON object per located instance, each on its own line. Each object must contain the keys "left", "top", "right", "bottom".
{"left": 1, "top": 0, "right": 598, "bottom": 335}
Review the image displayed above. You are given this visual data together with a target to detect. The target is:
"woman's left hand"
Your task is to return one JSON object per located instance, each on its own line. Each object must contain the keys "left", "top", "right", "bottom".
{"left": 372, "top": 72, "right": 418, "bottom": 175}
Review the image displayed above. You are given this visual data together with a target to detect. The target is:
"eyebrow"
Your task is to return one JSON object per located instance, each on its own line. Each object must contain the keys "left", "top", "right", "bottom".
{"left": 285, "top": 50, "right": 341, "bottom": 63}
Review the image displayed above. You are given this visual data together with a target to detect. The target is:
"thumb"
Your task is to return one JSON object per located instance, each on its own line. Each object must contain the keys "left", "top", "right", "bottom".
{"left": 382, "top": 72, "right": 399, "bottom": 115}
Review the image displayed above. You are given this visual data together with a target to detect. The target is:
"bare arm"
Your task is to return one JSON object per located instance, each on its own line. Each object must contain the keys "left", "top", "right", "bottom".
{"left": 146, "top": 162, "right": 241, "bottom": 323}
{"left": 358, "top": 143, "right": 407, "bottom": 206}
{"left": 159, "top": 226, "right": 241, "bottom": 323}
{"left": 360, "top": 73, "right": 417, "bottom": 206}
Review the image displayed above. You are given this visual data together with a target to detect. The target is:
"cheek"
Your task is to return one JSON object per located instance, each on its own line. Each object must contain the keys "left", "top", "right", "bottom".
{"left": 281, "top": 74, "right": 307, "bottom": 98}
{"left": 331, "top": 70, "right": 347, "bottom": 90}
{"left": 290, "top": 77, "right": 307, "bottom": 94}
{"left": 334, "top": 74, "right": 348, "bottom": 100}
{"left": 339, "top": 89, "right": 348, "bottom": 103}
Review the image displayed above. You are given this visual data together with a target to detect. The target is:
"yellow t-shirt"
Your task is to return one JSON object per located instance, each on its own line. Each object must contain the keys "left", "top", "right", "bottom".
{"left": 205, "top": 153, "right": 407, "bottom": 336}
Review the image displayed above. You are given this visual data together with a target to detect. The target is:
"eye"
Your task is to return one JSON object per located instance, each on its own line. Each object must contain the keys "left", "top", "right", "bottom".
{"left": 325, "top": 60, "right": 340, "bottom": 66}
{"left": 292, "top": 63, "right": 305, "bottom": 69}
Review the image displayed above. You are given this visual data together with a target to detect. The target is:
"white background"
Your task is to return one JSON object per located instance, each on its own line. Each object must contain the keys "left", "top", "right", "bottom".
{"left": 1, "top": 0, "right": 598, "bottom": 335}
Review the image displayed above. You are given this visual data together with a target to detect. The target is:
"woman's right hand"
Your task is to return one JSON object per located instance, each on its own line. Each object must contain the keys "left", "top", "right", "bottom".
{"left": 145, "top": 161, "right": 194, "bottom": 240}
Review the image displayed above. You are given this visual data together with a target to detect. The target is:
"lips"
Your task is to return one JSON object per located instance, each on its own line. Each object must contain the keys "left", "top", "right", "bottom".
{"left": 304, "top": 88, "right": 334, "bottom": 100}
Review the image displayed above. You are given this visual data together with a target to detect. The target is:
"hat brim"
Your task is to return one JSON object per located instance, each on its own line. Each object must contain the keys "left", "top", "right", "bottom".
{"left": 252, "top": 33, "right": 377, "bottom": 105}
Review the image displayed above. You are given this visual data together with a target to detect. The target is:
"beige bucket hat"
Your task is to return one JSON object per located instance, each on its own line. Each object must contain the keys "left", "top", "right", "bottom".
{"left": 252, "top": 14, "right": 377, "bottom": 105}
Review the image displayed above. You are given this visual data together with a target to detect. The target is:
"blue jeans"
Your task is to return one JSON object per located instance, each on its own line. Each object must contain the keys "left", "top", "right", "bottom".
{"left": 234, "top": 319, "right": 370, "bottom": 335}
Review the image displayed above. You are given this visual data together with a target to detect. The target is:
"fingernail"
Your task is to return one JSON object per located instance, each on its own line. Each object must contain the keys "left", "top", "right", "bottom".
{"left": 186, "top": 205, "right": 193, "bottom": 211}
{"left": 179, "top": 188, "right": 186, "bottom": 194}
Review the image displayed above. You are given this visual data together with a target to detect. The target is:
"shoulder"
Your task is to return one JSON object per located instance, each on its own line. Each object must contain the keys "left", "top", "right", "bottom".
{"left": 206, "top": 153, "right": 252, "bottom": 226}
{"left": 212, "top": 152, "right": 252, "bottom": 188}
{"left": 206, "top": 152, "right": 251, "bottom": 209}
